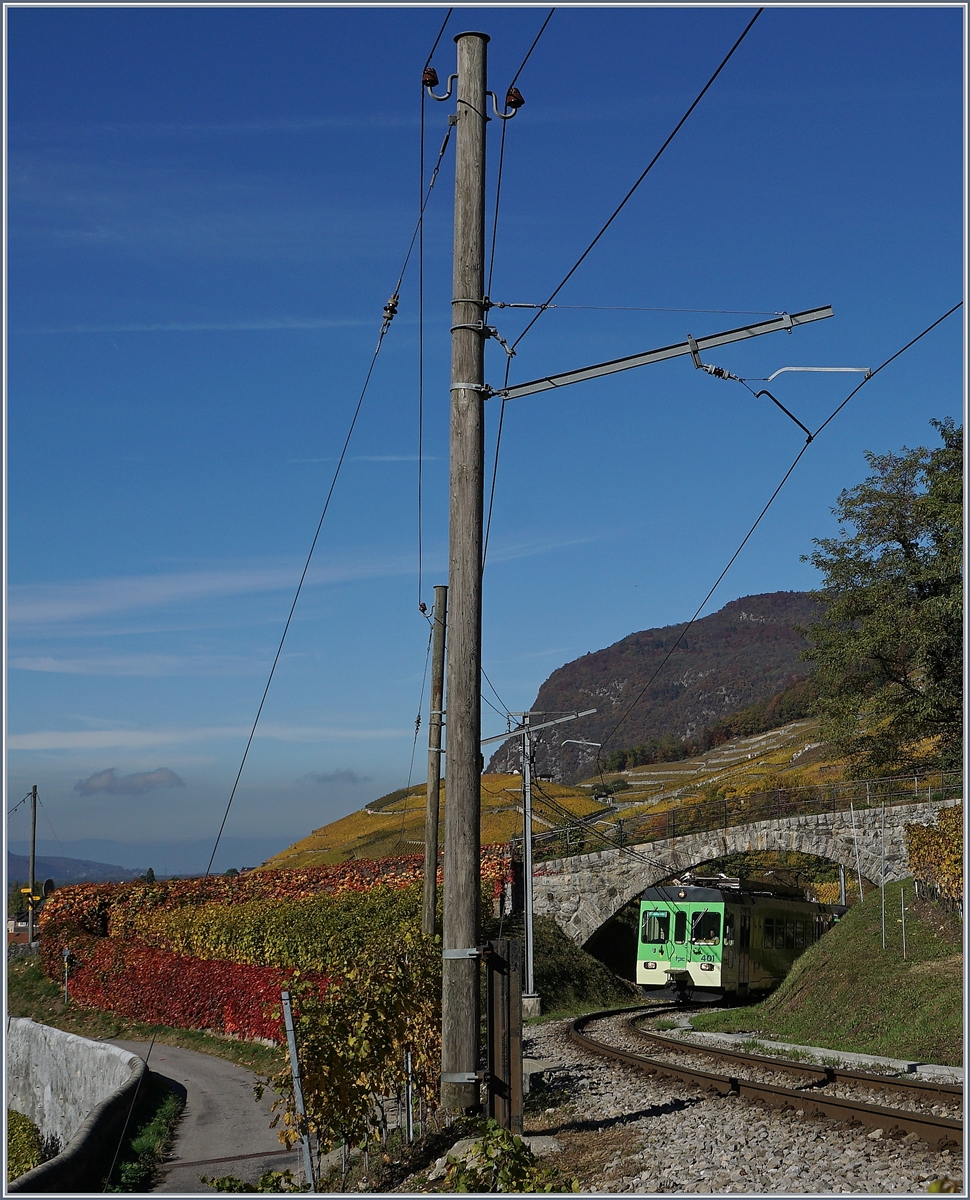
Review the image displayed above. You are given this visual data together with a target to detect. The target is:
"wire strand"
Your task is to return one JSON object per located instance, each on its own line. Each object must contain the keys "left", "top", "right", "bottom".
{"left": 510, "top": 7, "right": 764, "bottom": 353}
{"left": 481, "top": 666, "right": 513, "bottom": 718}
{"left": 509, "top": 8, "right": 555, "bottom": 90}
{"left": 418, "top": 87, "right": 426, "bottom": 608}
{"left": 204, "top": 326, "right": 392, "bottom": 879}
{"left": 397, "top": 624, "right": 435, "bottom": 847}
{"left": 424, "top": 8, "right": 453, "bottom": 69}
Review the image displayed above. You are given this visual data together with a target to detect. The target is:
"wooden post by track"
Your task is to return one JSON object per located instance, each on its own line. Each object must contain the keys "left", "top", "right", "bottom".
{"left": 440, "top": 29, "right": 488, "bottom": 1113}
{"left": 423, "top": 584, "right": 448, "bottom": 937}
{"left": 485, "top": 939, "right": 524, "bottom": 1133}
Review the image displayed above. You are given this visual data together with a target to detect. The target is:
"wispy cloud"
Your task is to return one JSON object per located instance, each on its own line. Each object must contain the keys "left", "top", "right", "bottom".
{"left": 16, "top": 317, "right": 371, "bottom": 335}
{"left": 75, "top": 767, "right": 186, "bottom": 796}
{"left": 8, "top": 555, "right": 413, "bottom": 626}
{"left": 9, "top": 653, "right": 266, "bottom": 677}
{"left": 8, "top": 724, "right": 410, "bottom": 752}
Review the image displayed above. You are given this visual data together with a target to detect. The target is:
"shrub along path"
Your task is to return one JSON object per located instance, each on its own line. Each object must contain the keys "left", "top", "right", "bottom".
{"left": 108, "top": 1040, "right": 297, "bottom": 1193}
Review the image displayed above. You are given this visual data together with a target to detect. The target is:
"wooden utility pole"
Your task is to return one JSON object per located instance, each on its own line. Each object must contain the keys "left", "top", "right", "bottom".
{"left": 440, "top": 29, "right": 488, "bottom": 1113}
{"left": 422, "top": 584, "right": 448, "bottom": 937}
{"left": 27, "top": 785, "right": 37, "bottom": 944}
{"left": 520, "top": 716, "right": 539, "bottom": 1014}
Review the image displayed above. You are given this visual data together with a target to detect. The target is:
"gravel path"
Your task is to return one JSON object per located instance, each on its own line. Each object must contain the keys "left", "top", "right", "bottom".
{"left": 522, "top": 1018, "right": 963, "bottom": 1193}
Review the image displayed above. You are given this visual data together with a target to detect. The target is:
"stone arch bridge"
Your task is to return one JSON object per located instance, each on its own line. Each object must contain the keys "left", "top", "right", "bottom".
{"left": 532, "top": 798, "right": 955, "bottom": 946}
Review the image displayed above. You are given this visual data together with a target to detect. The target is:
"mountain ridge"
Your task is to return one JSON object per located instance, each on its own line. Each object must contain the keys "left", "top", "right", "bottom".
{"left": 487, "top": 590, "right": 821, "bottom": 783}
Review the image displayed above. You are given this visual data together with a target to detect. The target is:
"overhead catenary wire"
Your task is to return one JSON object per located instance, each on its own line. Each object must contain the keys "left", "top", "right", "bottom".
{"left": 396, "top": 623, "right": 436, "bottom": 848}
{"left": 510, "top": 7, "right": 765, "bottom": 354}
{"left": 593, "top": 301, "right": 964, "bottom": 760}
{"left": 481, "top": 665, "right": 513, "bottom": 719}
{"left": 483, "top": 11, "right": 555, "bottom": 561}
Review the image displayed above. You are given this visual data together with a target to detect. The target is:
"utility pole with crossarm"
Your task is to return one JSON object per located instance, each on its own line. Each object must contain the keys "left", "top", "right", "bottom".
{"left": 429, "top": 28, "right": 834, "bottom": 1114}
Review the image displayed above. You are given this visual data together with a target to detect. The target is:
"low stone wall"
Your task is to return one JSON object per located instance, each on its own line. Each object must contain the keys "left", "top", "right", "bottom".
{"left": 6, "top": 1018, "right": 147, "bottom": 1193}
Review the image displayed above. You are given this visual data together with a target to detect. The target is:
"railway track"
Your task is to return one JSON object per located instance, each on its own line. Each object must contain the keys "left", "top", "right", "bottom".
{"left": 569, "top": 1006, "right": 962, "bottom": 1152}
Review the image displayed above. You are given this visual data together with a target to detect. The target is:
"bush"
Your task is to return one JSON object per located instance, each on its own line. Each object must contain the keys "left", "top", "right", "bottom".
{"left": 7, "top": 1110, "right": 42, "bottom": 1182}
{"left": 441, "top": 1120, "right": 578, "bottom": 1193}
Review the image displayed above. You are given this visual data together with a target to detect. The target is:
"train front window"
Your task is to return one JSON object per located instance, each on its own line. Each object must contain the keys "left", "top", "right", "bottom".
{"left": 641, "top": 912, "right": 670, "bottom": 945}
{"left": 674, "top": 911, "right": 687, "bottom": 943}
{"left": 691, "top": 911, "right": 721, "bottom": 945}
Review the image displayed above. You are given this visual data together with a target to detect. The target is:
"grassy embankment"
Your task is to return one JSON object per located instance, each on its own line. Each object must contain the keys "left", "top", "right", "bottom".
{"left": 691, "top": 879, "right": 962, "bottom": 1065}
{"left": 6, "top": 955, "right": 283, "bottom": 1076}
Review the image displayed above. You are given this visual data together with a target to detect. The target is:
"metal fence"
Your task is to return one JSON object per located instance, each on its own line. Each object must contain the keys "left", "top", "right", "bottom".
{"left": 528, "top": 769, "right": 961, "bottom": 862}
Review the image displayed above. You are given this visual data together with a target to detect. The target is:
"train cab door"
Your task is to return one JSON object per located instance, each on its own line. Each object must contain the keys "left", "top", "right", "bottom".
{"left": 738, "top": 908, "right": 751, "bottom": 992}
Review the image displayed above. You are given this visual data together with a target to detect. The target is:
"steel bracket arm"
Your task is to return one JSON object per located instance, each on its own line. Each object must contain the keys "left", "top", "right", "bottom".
{"left": 494, "top": 306, "right": 834, "bottom": 401}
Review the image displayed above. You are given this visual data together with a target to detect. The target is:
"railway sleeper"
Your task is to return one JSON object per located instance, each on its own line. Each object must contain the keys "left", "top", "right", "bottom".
{"left": 570, "top": 1011, "right": 961, "bottom": 1154}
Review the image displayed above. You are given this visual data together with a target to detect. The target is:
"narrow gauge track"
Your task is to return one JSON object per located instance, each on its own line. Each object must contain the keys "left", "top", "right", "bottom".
{"left": 569, "top": 1006, "right": 962, "bottom": 1152}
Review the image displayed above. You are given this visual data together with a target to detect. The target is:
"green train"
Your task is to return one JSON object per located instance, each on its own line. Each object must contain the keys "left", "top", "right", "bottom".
{"left": 637, "top": 879, "right": 846, "bottom": 997}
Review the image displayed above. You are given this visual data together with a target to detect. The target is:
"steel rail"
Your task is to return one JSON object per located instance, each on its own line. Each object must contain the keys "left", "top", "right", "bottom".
{"left": 625, "top": 1018, "right": 963, "bottom": 1105}
{"left": 569, "top": 1008, "right": 962, "bottom": 1152}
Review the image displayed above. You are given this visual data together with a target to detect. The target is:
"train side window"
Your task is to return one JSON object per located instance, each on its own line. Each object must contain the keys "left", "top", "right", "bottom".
{"left": 785, "top": 920, "right": 795, "bottom": 950}
{"left": 724, "top": 912, "right": 735, "bottom": 947}
{"left": 795, "top": 921, "right": 805, "bottom": 950}
{"left": 691, "top": 910, "right": 721, "bottom": 945}
{"left": 763, "top": 917, "right": 774, "bottom": 949}
{"left": 642, "top": 912, "right": 670, "bottom": 945}
{"left": 674, "top": 911, "right": 687, "bottom": 944}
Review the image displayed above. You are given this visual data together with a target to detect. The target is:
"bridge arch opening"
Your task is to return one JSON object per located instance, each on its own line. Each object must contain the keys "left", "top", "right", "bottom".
{"left": 581, "top": 850, "right": 877, "bottom": 984}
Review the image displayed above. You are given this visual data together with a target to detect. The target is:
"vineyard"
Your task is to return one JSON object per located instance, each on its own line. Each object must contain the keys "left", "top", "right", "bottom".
{"left": 905, "top": 803, "right": 963, "bottom": 905}
{"left": 39, "top": 849, "right": 511, "bottom": 1043}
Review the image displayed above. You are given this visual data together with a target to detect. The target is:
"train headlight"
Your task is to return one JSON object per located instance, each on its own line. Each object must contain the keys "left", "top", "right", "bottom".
{"left": 645, "top": 962, "right": 658, "bottom": 969}
{"left": 700, "top": 963, "right": 715, "bottom": 971}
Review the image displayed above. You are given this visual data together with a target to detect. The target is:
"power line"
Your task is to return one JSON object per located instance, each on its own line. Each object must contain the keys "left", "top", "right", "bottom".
{"left": 424, "top": 8, "right": 453, "bottom": 70}
{"left": 205, "top": 323, "right": 394, "bottom": 879}
{"left": 595, "top": 301, "right": 963, "bottom": 757}
{"left": 203, "top": 113, "right": 459, "bottom": 879}
{"left": 397, "top": 623, "right": 435, "bottom": 848}
{"left": 8, "top": 793, "right": 32, "bottom": 816}
{"left": 509, "top": 8, "right": 555, "bottom": 91}
{"left": 481, "top": 666, "right": 513, "bottom": 718}
{"left": 510, "top": 7, "right": 765, "bottom": 354}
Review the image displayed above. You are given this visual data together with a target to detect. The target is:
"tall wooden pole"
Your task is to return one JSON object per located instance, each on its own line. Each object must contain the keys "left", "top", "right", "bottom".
{"left": 423, "top": 584, "right": 448, "bottom": 937}
{"left": 27, "top": 785, "right": 37, "bottom": 944}
{"left": 521, "top": 717, "right": 537, "bottom": 1004}
{"left": 441, "top": 29, "right": 488, "bottom": 1113}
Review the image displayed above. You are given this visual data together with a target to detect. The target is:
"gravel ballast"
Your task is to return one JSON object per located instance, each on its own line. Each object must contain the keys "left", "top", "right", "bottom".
{"left": 521, "top": 1016, "right": 963, "bottom": 1194}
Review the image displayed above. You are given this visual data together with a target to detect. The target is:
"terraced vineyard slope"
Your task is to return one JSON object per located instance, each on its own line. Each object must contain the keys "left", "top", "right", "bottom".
{"left": 262, "top": 775, "right": 601, "bottom": 869}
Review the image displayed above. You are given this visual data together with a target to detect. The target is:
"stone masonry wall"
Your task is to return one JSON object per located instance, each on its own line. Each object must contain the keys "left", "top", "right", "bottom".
{"left": 532, "top": 799, "right": 956, "bottom": 945}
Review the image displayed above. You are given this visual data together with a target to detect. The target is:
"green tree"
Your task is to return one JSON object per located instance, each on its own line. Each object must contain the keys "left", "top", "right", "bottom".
{"left": 803, "top": 418, "right": 962, "bottom": 776}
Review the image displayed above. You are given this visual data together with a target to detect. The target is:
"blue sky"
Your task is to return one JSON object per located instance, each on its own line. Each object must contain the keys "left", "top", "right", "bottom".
{"left": 6, "top": 5, "right": 964, "bottom": 873}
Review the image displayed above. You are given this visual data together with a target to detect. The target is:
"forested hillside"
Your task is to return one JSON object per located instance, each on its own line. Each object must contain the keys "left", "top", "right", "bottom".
{"left": 487, "top": 591, "right": 820, "bottom": 783}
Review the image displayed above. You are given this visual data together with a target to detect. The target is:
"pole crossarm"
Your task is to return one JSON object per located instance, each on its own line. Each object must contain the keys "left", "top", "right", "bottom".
{"left": 495, "top": 306, "right": 834, "bottom": 401}
{"left": 481, "top": 708, "right": 597, "bottom": 745}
